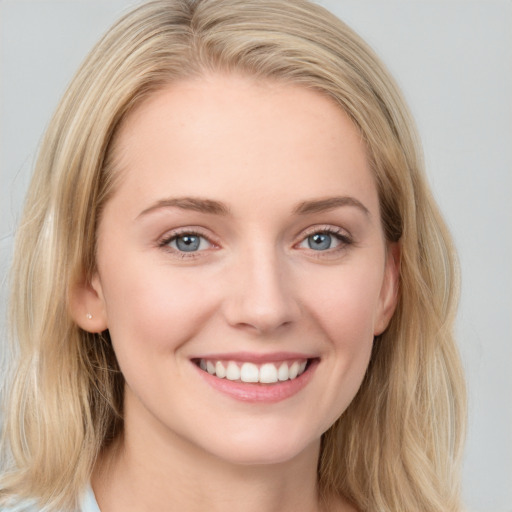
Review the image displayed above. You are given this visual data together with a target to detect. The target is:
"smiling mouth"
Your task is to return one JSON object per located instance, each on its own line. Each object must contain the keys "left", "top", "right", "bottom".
{"left": 193, "top": 358, "right": 316, "bottom": 384}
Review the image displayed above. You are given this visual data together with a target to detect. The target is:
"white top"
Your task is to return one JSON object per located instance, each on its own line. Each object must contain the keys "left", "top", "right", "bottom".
{"left": 1, "top": 485, "right": 100, "bottom": 512}
{"left": 81, "top": 486, "right": 101, "bottom": 512}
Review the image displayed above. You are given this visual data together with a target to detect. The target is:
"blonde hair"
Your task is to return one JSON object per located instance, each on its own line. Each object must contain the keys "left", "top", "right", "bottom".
{"left": 0, "top": 1, "right": 466, "bottom": 510}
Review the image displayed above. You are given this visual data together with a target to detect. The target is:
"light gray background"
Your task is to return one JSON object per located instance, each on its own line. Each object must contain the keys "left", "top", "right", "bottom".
{"left": 1, "top": 1, "right": 511, "bottom": 511}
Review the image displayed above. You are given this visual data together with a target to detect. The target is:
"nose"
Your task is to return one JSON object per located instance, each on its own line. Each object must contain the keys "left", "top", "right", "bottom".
{"left": 222, "top": 245, "right": 301, "bottom": 335}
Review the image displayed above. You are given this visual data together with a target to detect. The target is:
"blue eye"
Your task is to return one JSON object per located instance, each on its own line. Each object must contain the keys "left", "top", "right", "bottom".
{"left": 167, "top": 233, "right": 211, "bottom": 252}
{"left": 298, "top": 229, "right": 349, "bottom": 252}
{"left": 307, "top": 232, "right": 333, "bottom": 250}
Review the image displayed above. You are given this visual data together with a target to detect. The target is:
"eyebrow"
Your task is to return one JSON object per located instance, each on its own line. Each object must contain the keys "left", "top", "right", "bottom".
{"left": 137, "top": 197, "right": 231, "bottom": 218}
{"left": 293, "top": 196, "right": 370, "bottom": 217}
{"left": 137, "top": 195, "right": 370, "bottom": 219}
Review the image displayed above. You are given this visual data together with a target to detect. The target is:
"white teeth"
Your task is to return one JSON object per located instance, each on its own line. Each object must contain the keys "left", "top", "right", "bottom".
{"left": 198, "top": 358, "right": 309, "bottom": 384}
{"left": 226, "top": 361, "right": 241, "bottom": 381}
{"left": 240, "top": 362, "right": 259, "bottom": 383}
{"left": 278, "top": 362, "right": 289, "bottom": 381}
{"left": 259, "top": 363, "right": 278, "bottom": 384}
{"left": 215, "top": 361, "right": 226, "bottom": 378}
{"left": 206, "top": 360, "right": 216, "bottom": 374}
{"left": 289, "top": 361, "right": 299, "bottom": 380}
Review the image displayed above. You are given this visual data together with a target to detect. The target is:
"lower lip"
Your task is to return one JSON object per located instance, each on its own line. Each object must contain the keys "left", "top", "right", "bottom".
{"left": 194, "top": 360, "right": 318, "bottom": 403}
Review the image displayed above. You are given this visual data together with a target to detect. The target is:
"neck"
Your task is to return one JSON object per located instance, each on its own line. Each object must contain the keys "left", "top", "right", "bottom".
{"left": 92, "top": 394, "right": 336, "bottom": 512}
{"left": 93, "top": 435, "right": 321, "bottom": 512}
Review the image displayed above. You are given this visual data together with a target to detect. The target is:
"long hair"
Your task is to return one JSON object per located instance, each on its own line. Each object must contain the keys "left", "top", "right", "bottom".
{"left": 0, "top": 1, "right": 466, "bottom": 510}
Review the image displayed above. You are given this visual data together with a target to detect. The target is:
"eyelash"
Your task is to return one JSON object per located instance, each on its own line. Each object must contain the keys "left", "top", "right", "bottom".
{"left": 158, "top": 225, "right": 353, "bottom": 259}
{"left": 158, "top": 228, "right": 217, "bottom": 259}
{"left": 296, "top": 225, "right": 353, "bottom": 254}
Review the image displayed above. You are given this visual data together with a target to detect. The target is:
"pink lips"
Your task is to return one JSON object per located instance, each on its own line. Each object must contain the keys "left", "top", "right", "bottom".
{"left": 192, "top": 354, "right": 319, "bottom": 403}
{"left": 193, "top": 351, "right": 315, "bottom": 363}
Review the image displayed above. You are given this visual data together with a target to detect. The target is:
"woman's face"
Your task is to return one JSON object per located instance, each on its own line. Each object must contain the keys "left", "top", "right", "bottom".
{"left": 84, "top": 74, "right": 398, "bottom": 465}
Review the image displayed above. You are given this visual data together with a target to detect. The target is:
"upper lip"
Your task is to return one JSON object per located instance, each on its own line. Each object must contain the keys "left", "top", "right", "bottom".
{"left": 190, "top": 351, "right": 318, "bottom": 363}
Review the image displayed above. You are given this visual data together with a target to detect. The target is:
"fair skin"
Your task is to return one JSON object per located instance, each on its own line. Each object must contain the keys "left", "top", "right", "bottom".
{"left": 73, "top": 74, "right": 399, "bottom": 512}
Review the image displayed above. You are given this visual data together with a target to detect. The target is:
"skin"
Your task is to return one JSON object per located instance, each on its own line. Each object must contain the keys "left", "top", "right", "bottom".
{"left": 73, "top": 74, "right": 399, "bottom": 512}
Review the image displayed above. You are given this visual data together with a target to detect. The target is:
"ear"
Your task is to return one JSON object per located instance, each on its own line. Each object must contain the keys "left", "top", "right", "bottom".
{"left": 69, "top": 273, "right": 108, "bottom": 333}
{"left": 374, "top": 242, "right": 401, "bottom": 336}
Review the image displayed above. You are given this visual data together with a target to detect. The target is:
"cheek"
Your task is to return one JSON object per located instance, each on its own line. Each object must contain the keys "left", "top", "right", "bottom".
{"left": 297, "top": 261, "right": 384, "bottom": 421}
{"left": 303, "top": 263, "right": 384, "bottom": 346}
{"left": 100, "top": 261, "right": 218, "bottom": 358}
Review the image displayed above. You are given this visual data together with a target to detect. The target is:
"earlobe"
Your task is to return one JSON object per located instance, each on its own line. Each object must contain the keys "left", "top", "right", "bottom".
{"left": 374, "top": 242, "right": 401, "bottom": 336}
{"left": 69, "top": 273, "right": 108, "bottom": 333}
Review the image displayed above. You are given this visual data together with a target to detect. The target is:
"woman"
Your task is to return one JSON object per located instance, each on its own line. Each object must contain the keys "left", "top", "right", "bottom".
{"left": 0, "top": 0, "right": 466, "bottom": 511}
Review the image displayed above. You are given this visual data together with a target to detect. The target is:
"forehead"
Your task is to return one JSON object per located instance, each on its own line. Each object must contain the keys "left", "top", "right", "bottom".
{"left": 107, "top": 74, "right": 378, "bottom": 217}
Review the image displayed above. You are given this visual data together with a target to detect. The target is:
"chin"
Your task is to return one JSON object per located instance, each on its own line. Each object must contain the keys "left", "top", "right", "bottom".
{"left": 196, "top": 424, "right": 322, "bottom": 467}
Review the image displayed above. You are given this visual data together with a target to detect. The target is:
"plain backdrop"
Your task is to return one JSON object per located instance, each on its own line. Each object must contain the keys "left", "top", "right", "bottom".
{"left": 1, "top": 1, "right": 511, "bottom": 511}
